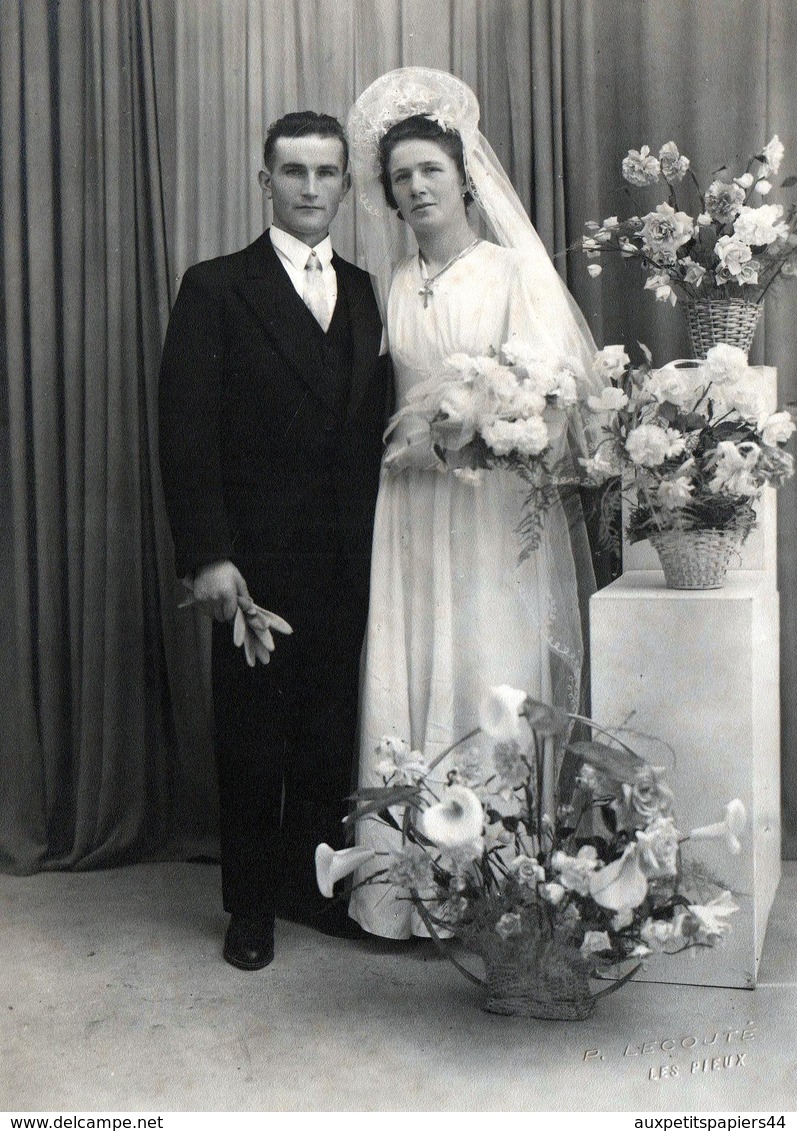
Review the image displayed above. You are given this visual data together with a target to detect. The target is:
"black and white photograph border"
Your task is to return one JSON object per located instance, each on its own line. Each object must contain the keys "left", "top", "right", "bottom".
{"left": 0, "top": 0, "right": 795, "bottom": 1116}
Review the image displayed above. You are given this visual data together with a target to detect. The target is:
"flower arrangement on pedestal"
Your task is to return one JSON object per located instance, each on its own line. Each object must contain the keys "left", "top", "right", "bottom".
{"left": 389, "top": 338, "right": 583, "bottom": 556}
{"left": 315, "top": 687, "right": 746, "bottom": 1020}
{"left": 581, "top": 343, "right": 795, "bottom": 587}
{"left": 580, "top": 137, "right": 797, "bottom": 355}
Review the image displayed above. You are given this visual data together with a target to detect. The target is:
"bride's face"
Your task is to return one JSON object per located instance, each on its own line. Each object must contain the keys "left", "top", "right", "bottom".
{"left": 386, "top": 139, "right": 467, "bottom": 235}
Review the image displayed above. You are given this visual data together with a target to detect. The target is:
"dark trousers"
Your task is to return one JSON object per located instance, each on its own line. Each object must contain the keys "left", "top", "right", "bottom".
{"left": 211, "top": 550, "right": 368, "bottom": 927}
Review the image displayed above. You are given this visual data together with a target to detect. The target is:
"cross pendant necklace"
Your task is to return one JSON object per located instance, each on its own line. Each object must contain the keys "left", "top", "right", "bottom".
{"left": 418, "top": 238, "right": 481, "bottom": 308}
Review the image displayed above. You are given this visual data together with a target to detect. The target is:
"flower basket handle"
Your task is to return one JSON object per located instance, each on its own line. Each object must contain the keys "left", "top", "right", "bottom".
{"left": 409, "top": 893, "right": 487, "bottom": 988}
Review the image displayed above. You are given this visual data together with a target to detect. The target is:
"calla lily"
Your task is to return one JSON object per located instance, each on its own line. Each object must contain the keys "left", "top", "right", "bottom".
{"left": 479, "top": 685, "right": 528, "bottom": 741}
{"left": 689, "top": 799, "right": 747, "bottom": 855}
{"left": 589, "top": 844, "right": 648, "bottom": 911}
{"left": 314, "top": 844, "right": 377, "bottom": 899}
{"left": 419, "top": 784, "right": 484, "bottom": 848}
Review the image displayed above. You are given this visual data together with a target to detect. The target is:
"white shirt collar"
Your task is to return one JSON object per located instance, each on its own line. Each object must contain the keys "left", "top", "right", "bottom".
{"left": 270, "top": 226, "right": 334, "bottom": 270}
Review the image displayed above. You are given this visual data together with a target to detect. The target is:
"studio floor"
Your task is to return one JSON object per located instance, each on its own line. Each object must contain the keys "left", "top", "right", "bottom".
{"left": 0, "top": 861, "right": 795, "bottom": 1112}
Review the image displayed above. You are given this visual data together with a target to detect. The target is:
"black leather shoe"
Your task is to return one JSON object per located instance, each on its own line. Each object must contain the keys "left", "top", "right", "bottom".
{"left": 223, "top": 916, "right": 275, "bottom": 970}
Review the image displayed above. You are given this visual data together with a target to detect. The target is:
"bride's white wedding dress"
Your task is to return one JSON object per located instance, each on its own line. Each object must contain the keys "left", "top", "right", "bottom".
{"left": 349, "top": 239, "right": 589, "bottom": 938}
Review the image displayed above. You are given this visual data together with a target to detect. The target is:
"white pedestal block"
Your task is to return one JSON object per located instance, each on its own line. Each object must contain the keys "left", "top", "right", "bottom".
{"left": 589, "top": 572, "right": 781, "bottom": 988}
{"left": 622, "top": 366, "right": 778, "bottom": 580}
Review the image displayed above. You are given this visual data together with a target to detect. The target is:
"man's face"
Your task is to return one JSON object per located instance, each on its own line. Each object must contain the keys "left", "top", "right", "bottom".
{"left": 259, "top": 135, "right": 350, "bottom": 246}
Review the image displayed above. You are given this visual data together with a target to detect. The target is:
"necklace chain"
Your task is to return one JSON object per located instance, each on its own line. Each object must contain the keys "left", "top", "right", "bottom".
{"left": 418, "top": 238, "right": 481, "bottom": 307}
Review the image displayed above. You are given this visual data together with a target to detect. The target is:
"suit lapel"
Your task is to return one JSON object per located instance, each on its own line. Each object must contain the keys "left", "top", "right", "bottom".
{"left": 238, "top": 232, "right": 339, "bottom": 413}
{"left": 334, "top": 253, "right": 382, "bottom": 422}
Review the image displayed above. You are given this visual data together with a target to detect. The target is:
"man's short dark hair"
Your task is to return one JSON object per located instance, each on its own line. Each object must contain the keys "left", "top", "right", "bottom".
{"left": 263, "top": 111, "right": 349, "bottom": 171}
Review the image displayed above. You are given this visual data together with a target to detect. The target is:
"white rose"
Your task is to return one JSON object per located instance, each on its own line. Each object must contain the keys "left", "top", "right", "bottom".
{"left": 644, "top": 273, "right": 678, "bottom": 304}
{"left": 658, "top": 141, "right": 690, "bottom": 182}
{"left": 552, "top": 845, "right": 600, "bottom": 896}
{"left": 509, "top": 855, "right": 546, "bottom": 887}
{"left": 540, "top": 882, "right": 567, "bottom": 905}
{"left": 717, "top": 381, "right": 767, "bottom": 423}
{"left": 438, "top": 382, "right": 479, "bottom": 425}
{"left": 635, "top": 816, "right": 681, "bottom": 879}
{"left": 622, "top": 145, "right": 661, "bottom": 186}
{"left": 758, "top": 411, "right": 796, "bottom": 446}
{"left": 704, "top": 181, "right": 746, "bottom": 224}
{"left": 657, "top": 477, "right": 694, "bottom": 509}
{"left": 640, "top": 203, "right": 694, "bottom": 260}
{"left": 702, "top": 344, "right": 750, "bottom": 386}
{"left": 593, "top": 345, "right": 630, "bottom": 383}
{"left": 482, "top": 417, "right": 549, "bottom": 457}
{"left": 513, "top": 386, "right": 548, "bottom": 418}
{"left": 681, "top": 257, "right": 706, "bottom": 287}
{"left": 708, "top": 440, "right": 761, "bottom": 496}
{"left": 733, "top": 203, "right": 788, "bottom": 246}
{"left": 626, "top": 424, "right": 686, "bottom": 467}
{"left": 587, "top": 386, "right": 629, "bottom": 413}
{"left": 514, "top": 416, "right": 551, "bottom": 456}
{"left": 715, "top": 235, "right": 753, "bottom": 276}
{"left": 646, "top": 363, "right": 704, "bottom": 409}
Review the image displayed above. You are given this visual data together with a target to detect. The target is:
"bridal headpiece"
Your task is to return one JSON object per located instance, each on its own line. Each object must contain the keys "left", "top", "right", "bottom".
{"left": 348, "top": 68, "right": 597, "bottom": 385}
{"left": 348, "top": 68, "right": 480, "bottom": 218}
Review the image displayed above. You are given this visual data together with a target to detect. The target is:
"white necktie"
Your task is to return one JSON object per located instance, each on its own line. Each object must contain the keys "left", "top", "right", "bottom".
{"left": 303, "top": 250, "right": 331, "bottom": 332}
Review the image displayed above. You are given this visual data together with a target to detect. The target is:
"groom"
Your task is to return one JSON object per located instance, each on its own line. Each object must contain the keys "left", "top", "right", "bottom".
{"left": 159, "top": 111, "right": 390, "bottom": 969}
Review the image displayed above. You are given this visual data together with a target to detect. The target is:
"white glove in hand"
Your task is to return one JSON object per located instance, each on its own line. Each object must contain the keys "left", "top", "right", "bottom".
{"left": 180, "top": 579, "right": 292, "bottom": 666}
{"left": 233, "top": 599, "right": 293, "bottom": 667}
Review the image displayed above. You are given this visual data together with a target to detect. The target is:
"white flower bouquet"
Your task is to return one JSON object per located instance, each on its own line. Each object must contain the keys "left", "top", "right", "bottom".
{"left": 316, "top": 686, "right": 746, "bottom": 1020}
{"left": 389, "top": 339, "right": 584, "bottom": 556}
{"left": 581, "top": 343, "right": 795, "bottom": 548}
{"left": 581, "top": 137, "right": 797, "bottom": 315}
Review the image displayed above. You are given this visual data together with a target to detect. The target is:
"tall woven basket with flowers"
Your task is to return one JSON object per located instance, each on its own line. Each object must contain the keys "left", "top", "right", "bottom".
{"left": 581, "top": 136, "right": 797, "bottom": 357}
{"left": 316, "top": 687, "right": 747, "bottom": 1020}
{"left": 581, "top": 344, "right": 795, "bottom": 588}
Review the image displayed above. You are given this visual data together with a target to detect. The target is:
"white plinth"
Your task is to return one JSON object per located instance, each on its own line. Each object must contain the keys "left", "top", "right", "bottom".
{"left": 622, "top": 366, "right": 778, "bottom": 579}
{"left": 589, "top": 571, "right": 781, "bottom": 988}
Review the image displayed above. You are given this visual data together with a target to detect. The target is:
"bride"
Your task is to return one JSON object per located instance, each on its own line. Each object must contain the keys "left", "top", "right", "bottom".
{"left": 346, "top": 69, "right": 600, "bottom": 938}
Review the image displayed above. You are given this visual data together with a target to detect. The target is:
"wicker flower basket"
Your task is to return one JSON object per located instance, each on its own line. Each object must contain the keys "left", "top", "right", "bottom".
{"left": 684, "top": 298, "right": 763, "bottom": 359}
{"left": 482, "top": 952, "right": 595, "bottom": 1019}
{"left": 649, "top": 528, "right": 745, "bottom": 590}
{"left": 462, "top": 925, "right": 596, "bottom": 1019}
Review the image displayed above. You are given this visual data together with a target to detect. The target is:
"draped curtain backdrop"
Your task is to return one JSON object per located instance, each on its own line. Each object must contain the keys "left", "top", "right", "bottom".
{"left": 2, "top": 0, "right": 795, "bottom": 872}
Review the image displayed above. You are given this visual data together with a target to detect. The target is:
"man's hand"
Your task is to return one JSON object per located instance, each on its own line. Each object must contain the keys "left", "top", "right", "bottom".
{"left": 191, "top": 561, "right": 251, "bottom": 622}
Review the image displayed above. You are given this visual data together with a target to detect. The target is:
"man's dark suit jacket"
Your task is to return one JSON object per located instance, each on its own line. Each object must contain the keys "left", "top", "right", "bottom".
{"left": 159, "top": 229, "right": 389, "bottom": 607}
{"left": 158, "top": 230, "right": 390, "bottom": 922}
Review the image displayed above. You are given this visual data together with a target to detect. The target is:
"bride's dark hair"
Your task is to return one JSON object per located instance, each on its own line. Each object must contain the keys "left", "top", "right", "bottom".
{"left": 378, "top": 115, "right": 473, "bottom": 210}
